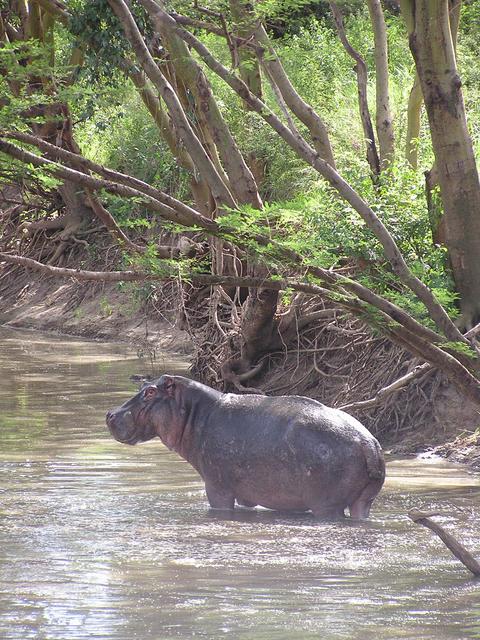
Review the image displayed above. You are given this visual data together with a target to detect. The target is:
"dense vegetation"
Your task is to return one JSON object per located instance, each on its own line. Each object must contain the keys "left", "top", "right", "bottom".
{"left": 1, "top": 0, "right": 480, "bottom": 438}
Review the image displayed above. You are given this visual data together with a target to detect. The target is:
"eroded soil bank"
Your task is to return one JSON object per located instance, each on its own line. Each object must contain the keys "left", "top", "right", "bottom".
{"left": 0, "top": 265, "right": 191, "bottom": 354}
{"left": 1, "top": 263, "right": 479, "bottom": 469}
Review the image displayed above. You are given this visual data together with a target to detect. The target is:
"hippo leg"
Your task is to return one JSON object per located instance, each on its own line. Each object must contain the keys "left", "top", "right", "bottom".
{"left": 236, "top": 499, "right": 257, "bottom": 508}
{"left": 348, "top": 479, "right": 382, "bottom": 519}
{"left": 311, "top": 503, "right": 345, "bottom": 520}
{"left": 205, "top": 481, "right": 235, "bottom": 510}
{"left": 349, "top": 496, "right": 374, "bottom": 519}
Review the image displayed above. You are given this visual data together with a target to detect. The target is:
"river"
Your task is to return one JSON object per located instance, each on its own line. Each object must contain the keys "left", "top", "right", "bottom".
{"left": 0, "top": 326, "right": 479, "bottom": 639}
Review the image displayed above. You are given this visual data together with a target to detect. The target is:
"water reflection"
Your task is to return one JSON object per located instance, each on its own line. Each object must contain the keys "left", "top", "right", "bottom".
{"left": 0, "top": 326, "right": 479, "bottom": 640}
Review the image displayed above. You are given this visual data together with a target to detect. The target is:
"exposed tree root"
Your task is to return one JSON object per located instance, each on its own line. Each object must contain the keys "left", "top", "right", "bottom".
{"left": 174, "top": 282, "right": 448, "bottom": 443}
{"left": 19, "top": 210, "right": 87, "bottom": 265}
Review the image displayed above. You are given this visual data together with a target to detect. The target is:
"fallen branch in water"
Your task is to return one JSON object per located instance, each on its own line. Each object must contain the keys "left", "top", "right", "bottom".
{"left": 408, "top": 509, "right": 480, "bottom": 577}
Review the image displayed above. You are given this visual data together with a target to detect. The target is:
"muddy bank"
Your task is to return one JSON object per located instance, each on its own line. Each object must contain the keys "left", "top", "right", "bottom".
{"left": 432, "top": 432, "right": 480, "bottom": 471}
{"left": 0, "top": 266, "right": 191, "bottom": 354}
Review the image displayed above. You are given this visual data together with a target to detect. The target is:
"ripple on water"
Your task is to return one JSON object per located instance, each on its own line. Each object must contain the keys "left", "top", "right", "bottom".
{"left": 1, "top": 327, "right": 480, "bottom": 640}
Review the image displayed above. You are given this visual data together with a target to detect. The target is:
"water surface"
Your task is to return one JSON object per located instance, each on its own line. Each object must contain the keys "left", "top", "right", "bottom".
{"left": 0, "top": 327, "right": 479, "bottom": 639}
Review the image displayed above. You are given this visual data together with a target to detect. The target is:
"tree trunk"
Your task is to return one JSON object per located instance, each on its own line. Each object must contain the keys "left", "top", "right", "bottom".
{"left": 330, "top": 2, "right": 380, "bottom": 176}
{"left": 367, "top": 0, "right": 395, "bottom": 167}
{"left": 402, "top": 0, "right": 480, "bottom": 328}
{"left": 405, "top": 73, "right": 422, "bottom": 168}
{"left": 228, "top": 0, "right": 263, "bottom": 102}
{"left": 404, "top": 0, "right": 460, "bottom": 171}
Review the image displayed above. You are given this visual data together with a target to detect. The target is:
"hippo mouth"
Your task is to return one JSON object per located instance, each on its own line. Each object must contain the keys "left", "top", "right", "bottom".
{"left": 114, "top": 431, "right": 142, "bottom": 445}
{"left": 106, "top": 410, "right": 143, "bottom": 445}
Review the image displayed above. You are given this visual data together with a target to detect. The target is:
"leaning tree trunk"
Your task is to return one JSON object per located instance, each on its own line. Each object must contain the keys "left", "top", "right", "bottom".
{"left": 330, "top": 2, "right": 380, "bottom": 176}
{"left": 401, "top": 0, "right": 480, "bottom": 328}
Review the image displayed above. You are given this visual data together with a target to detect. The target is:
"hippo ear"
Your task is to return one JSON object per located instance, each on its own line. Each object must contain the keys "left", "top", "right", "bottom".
{"left": 143, "top": 385, "right": 159, "bottom": 401}
{"left": 160, "top": 375, "right": 176, "bottom": 397}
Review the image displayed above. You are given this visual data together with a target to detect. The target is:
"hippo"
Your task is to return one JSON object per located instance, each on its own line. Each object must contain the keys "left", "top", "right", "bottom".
{"left": 106, "top": 375, "right": 385, "bottom": 519}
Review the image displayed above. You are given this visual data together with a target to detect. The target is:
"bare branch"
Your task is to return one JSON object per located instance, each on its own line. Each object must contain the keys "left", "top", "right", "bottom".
{"left": 259, "top": 56, "right": 303, "bottom": 139}
{"left": 4, "top": 131, "right": 203, "bottom": 222}
{"left": 169, "top": 12, "right": 224, "bottom": 36}
{"left": 167, "top": 13, "right": 465, "bottom": 344}
{"left": 339, "top": 362, "right": 432, "bottom": 411}
{"left": 0, "top": 252, "right": 151, "bottom": 282}
{"left": 193, "top": 0, "right": 223, "bottom": 20}
{"left": 0, "top": 137, "right": 219, "bottom": 233}
{"left": 0, "top": 251, "right": 295, "bottom": 289}
{"left": 84, "top": 189, "right": 144, "bottom": 254}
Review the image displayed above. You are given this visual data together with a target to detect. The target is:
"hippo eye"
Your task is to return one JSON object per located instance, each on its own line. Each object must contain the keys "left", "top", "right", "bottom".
{"left": 143, "top": 386, "right": 158, "bottom": 401}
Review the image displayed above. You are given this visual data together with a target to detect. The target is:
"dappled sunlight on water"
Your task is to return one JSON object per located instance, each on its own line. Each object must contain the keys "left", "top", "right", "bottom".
{"left": 0, "top": 327, "right": 479, "bottom": 639}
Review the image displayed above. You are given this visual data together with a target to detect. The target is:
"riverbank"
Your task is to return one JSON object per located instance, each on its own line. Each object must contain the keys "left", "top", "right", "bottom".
{"left": 1, "top": 262, "right": 480, "bottom": 471}
{"left": 0, "top": 266, "right": 192, "bottom": 354}
{"left": 432, "top": 432, "right": 480, "bottom": 471}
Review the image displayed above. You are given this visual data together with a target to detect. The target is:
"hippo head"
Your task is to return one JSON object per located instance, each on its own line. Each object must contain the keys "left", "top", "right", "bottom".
{"left": 106, "top": 375, "right": 177, "bottom": 446}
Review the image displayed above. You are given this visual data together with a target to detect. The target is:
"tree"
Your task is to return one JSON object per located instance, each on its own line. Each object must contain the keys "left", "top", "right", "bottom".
{"left": 1, "top": 0, "right": 480, "bottom": 411}
{"left": 366, "top": 0, "right": 394, "bottom": 167}
{"left": 400, "top": 0, "right": 480, "bottom": 329}
{"left": 0, "top": 0, "right": 105, "bottom": 264}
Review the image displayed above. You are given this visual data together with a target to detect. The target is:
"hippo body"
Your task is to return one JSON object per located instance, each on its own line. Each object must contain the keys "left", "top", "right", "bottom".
{"left": 106, "top": 375, "right": 385, "bottom": 519}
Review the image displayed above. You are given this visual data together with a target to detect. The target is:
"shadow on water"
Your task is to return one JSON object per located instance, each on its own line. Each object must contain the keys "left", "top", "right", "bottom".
{"left": 0, "top": 326, "right": 480, "bottom": 640}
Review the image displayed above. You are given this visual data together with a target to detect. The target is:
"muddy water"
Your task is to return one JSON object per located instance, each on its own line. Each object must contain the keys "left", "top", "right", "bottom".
{"left": 0, "top": 327, "right": 479, "bottom": 640}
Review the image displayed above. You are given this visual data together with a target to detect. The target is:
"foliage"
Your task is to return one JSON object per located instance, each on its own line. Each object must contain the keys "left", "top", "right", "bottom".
{"left": 0, "top": 40, "right": 56, "bottom": 129}
{"left": 76, "top": 88, "right": 189, "bottom": 197}
{"left": 68, "top": 0, "right": 152, "bottom": 82}
{"left": 257, "top": 0, "right": 365, "bottom": 37}
{"left": 2, "top": 0, "right": 480, "bottom": 349}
